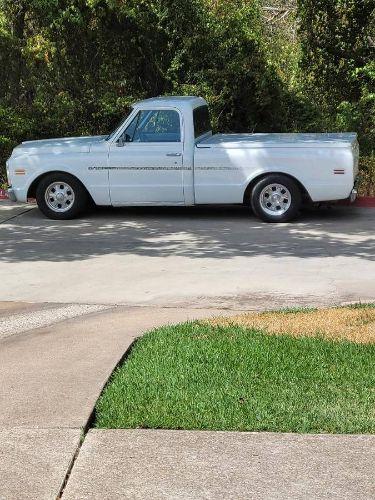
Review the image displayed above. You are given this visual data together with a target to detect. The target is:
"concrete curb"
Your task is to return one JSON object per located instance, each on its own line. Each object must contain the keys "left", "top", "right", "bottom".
{"left": 354, "top": 196, "right": 375, "bottom": 207}
{"left": 338, "top": 196, "right": 375, "bottom": 207}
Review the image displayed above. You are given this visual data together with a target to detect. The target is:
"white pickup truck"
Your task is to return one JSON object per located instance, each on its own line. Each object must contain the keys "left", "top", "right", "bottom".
{"left": 6, "top": 96, "right": 359, "bottom": 222}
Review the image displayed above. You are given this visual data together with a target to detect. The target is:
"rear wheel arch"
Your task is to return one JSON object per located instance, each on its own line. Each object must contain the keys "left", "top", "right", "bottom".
{"left": 248, "top": 173, "right": 303, "bottom": 223}
{"left": 243, "top": 172, "right": 311, "bottom": 205}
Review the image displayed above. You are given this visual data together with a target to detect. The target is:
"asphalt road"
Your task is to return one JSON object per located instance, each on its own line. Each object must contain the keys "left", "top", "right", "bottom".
{"left": 1, "top": 202, "right": 374, "bottom": 309}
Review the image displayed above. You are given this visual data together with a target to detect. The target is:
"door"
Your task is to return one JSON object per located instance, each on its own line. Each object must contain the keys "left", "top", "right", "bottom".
{"left": 108, "top": 108, "right": 184, "bottom": 205}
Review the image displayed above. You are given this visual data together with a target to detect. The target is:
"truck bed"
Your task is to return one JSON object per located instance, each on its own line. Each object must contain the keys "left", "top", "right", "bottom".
{"left": 197, "top": 133, "right": 357, "bottom": 149}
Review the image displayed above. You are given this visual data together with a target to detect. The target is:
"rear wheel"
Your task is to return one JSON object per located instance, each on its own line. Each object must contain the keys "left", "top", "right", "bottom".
{"left": 250, "top": 174, "right": 302, "bottom": 223}
{"left": 36, "top": 173, "right": 88, "bottom": 220}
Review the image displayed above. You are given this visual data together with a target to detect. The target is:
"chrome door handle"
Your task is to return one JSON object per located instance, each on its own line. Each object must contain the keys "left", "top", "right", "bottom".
{"left": 166, "top": 152, "right": 182, "bottom": 157}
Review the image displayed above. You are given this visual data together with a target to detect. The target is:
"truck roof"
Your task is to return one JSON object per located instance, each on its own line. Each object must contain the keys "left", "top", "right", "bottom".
{"left": 134, "top": 96, "right": 207, "bottom": 109}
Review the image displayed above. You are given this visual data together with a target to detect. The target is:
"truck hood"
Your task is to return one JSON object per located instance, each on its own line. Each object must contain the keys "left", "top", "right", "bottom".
{"left": 11, "top": 135, "right": 107, "bottom": 157}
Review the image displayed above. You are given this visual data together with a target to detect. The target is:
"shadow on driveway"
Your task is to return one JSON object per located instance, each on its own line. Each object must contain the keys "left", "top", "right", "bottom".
{"left": 0, "top": 205, "right": 374, "bottom": 263}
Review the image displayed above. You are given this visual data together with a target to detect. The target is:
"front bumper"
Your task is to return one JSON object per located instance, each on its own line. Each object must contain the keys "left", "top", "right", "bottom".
{"left": 7, "top": 188, "right": 17, "bottom": 202}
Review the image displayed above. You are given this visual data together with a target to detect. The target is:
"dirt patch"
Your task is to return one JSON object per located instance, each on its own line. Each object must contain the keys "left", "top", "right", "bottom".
{"left": 209, "top": 306, "right": 375, "bottom": 344}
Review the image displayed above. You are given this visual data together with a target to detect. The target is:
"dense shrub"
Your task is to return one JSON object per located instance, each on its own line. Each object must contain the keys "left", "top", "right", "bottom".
{"left": 359, "top": 156, "right": 375, "bottom": 197}
{"left": 297, "top": 0, "right": 375, "bottom": 154}
{"left": 0, "top": 0, "right": 374, "bottom": 195}
{"left": 0, "top": 0, "right": 292, "bottom": 179}
{"left": 296, "top": 0, "right": 374, "bottom": 195}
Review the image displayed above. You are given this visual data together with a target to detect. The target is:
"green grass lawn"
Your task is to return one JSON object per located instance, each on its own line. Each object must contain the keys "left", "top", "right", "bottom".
{"left": 95, "top": 322, "right": 375, "bottom": 433}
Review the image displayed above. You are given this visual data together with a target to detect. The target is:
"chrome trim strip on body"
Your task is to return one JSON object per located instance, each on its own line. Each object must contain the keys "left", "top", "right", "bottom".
{"left": 88, "top": 166, "right": 241, "bottom": 171}
{"left": 88, "top": 166, "right": 191, "bottom": 171}
{"left": 195, "top": 166, "right": 241, "bottom": 171}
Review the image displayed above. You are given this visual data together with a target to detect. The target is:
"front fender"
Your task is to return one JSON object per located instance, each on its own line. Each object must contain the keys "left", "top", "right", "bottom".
{"left": 8, "top": 154, "right": 110, "bottom": 205}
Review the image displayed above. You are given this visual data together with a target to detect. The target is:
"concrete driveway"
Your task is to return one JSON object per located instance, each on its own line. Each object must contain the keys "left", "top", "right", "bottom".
{"left": 0, "top": 203, "right": 374, "bottom": 308}
{"left": 1, "top": 202, "right": 374, "bottom": 499}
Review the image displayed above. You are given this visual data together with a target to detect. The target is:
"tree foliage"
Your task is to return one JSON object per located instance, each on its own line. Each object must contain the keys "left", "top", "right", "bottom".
{"left": 297, "top": 0, "right": 375, "bottom": 150}
{"left": 0, "top": 0, "right": 289, "bottom": 173}
{"left": 0, "top": 0, "right": 374, "bottom": 191}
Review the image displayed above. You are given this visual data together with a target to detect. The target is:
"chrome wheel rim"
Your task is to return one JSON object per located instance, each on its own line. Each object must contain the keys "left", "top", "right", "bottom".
{"left": 45, "top": 182, "right": 75, "bottom": 213}
{"left": 260, "top": 183, "right": 291, "bottom": 216}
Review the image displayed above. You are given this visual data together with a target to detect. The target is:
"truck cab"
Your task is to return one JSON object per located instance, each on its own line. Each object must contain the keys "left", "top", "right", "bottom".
{"left": 105, "top": 96, "right": 209, "bottom": 207}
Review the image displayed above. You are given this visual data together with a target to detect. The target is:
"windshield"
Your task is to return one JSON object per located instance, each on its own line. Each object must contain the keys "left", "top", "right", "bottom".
{"left": 106, "top": 108, "right": 133, "bottom": 141}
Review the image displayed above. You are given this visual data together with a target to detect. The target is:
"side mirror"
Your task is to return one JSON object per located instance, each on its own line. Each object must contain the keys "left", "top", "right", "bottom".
{"left": 117, "top": 133, "right": 131, "bottom": 147}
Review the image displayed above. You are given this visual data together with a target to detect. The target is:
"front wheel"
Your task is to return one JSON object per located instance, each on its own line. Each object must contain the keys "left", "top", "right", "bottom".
{"left": 250, "top": 175, "right": 302, "bottom": 223}
{"left": 36, "top": 173, "right": 88, "bottom": 220}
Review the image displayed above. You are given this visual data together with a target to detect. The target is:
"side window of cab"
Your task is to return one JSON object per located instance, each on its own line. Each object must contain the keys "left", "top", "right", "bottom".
{"left": 122, "top": 110, "right": 181, "bottom": 143}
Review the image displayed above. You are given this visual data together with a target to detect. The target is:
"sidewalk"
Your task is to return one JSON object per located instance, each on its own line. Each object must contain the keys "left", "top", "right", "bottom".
{"left": 0, "top": 305, "right": 234, "bottom": 499}
{"left": 63, "top": 429, "right": 375, "bottom": 500}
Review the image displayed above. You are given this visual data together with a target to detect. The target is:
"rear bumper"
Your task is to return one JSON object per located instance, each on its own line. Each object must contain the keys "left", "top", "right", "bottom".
{"left": 348, "top": 175, "right": 360, "bottom": 203}
{"left": 349, "top": 187, "right": 358, "bottom": 203}
{"left": 7, "top": 188, "right": 17, "bottom": 202}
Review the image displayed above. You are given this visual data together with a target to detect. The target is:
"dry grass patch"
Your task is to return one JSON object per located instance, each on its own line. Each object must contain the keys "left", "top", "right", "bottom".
{"left": 210, "top": 305, "right": 375, "bottom": 344}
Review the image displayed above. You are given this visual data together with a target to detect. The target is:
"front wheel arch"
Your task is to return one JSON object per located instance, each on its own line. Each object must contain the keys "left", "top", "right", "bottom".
{"left": 35, "top": 172, "right": 93, "bottom": 219}
{"left": 243, "top": 172, "right": 311, "bottom": 206}
{"left": 27, "top": 171, "right": 93, "bottom": 204}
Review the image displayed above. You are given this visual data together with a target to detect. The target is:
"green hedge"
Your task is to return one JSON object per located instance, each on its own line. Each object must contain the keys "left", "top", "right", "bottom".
{"left": 0, "top": 0, "right": 373, "bottom": 195}
{"left": 359, "top": 156, "right": 375, "bottom": 197}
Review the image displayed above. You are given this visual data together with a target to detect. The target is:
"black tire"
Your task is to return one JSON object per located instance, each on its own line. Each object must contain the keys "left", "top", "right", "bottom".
{"left": 36, "top": 172, "right": 88, "bottom": 220}
{"left": 250, "top": 174, "right": 302, "bottom": 223}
